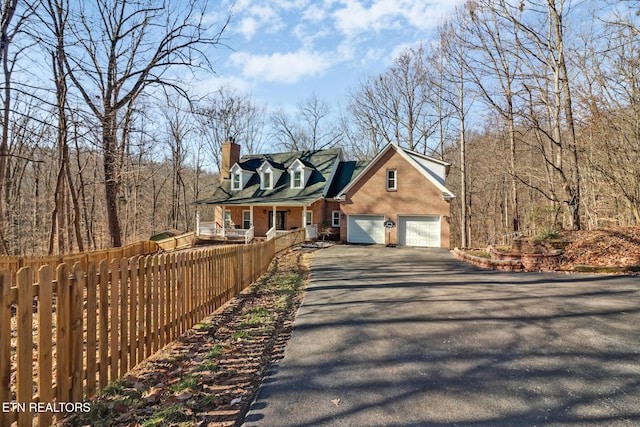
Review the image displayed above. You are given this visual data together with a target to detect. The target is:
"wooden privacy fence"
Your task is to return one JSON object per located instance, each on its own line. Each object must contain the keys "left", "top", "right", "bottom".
{"left": 0, "top": 240, "right": 159, "bottom": 284}
{"left": 0, "top": 229, "right": 304, "bottom": 427}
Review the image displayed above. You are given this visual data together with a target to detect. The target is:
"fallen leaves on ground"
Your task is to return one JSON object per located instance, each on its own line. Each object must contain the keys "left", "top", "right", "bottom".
{"left": 64, "top": 247, "right": 314, "bottom": 427}
{"left": 559, "top": 225, "right": 640, "bottom": 270}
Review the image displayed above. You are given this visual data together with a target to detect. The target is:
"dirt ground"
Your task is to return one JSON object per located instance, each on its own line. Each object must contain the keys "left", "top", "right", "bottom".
{"left": 63, "top": 247, "right": 315, "bottom": 427}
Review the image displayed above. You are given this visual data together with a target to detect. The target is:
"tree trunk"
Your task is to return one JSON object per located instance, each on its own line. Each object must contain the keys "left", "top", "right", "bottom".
{"left": 103, "top": 114, "right": 122, "bottom": 247}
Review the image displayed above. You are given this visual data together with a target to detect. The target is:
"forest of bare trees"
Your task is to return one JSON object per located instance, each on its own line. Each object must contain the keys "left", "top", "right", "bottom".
{"left": 0, "top": 0, "right": 638, "bottom": 255}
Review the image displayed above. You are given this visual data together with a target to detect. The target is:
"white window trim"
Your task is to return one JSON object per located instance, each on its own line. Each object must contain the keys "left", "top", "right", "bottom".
{"left": 305, "top": 211, "right": 313, "bottom": 225}
{"left": 262, "top": 171, "right": 272, "bottom": 190}
{"left": 232, "top": 172, "right": 242, "bottom": 190}
{"left": 386, "top": 169, "right": 397, "bottom": 191}
{"left": 332, "top": 210, "right": 341, "bottom": 227}
{"left": 292, "top": 170, "right": 303, "bottom": 189}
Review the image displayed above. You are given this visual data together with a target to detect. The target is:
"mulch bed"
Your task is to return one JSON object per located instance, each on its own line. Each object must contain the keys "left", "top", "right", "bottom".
{"left": 63, "top": 246, "right": 314, "bottom": 427}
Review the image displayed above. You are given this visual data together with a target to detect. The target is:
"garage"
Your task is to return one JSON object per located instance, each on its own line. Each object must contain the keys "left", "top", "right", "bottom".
{"left": 347, "top": 215, "right": 385, "bottom": 244}
{"left": 398, "top": 215, "right": 441, "bottom": 247}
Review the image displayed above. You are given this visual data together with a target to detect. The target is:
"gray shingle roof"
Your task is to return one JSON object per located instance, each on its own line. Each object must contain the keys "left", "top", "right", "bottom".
{"left": 195, "top": 148, "right": 342, "bottom": 206}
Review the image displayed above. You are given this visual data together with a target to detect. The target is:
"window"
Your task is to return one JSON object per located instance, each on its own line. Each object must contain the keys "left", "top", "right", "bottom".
{"left": 332, "top": 211, "right": 341, "bottom": 227}
{"left": 224, "top": 210, "right": 232, "bottom": 227}
{"left": 293, "top": 170, "right": 302, "bottom": 188}
{"left": 305, "top": 211, "right": 313, "bottom": 225}
{"left": 232, "top": 173, "right": 241, "bottom": 190}
{"left": 386, "top": 169, "right": 397, "bottom": 191}
{"left": 263, "top": 172, "right": 271, "bottom": 189}
{"left": 242, "top": 210, "right": 251, "bottom": 229}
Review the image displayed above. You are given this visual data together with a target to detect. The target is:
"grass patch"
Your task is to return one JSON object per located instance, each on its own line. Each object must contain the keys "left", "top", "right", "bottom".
{"left": 232, "top": 330, "right": 250, "bottom": 340}
{"left": 206, "top": 343, "right": 226, "bottom": 358}
{"left": 534, "top": 229, "right": 560, "bottom": 241}
{"left": 240, "top": 307, "right": 273, "bottom": 326}
{"left": 169, "top": 375, "right": 198, "bottom": 393}
{"left": 193, "top": 359, "right": 218, "bottom": 373}
{"left": 141, "top": 404, "right": 190, "bottom": 426}
{"left": 464, "top": 249, "right": 491, "bottom": 259}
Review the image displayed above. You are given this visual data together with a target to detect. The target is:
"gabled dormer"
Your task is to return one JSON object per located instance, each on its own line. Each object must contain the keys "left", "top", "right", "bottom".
{"left": 229, "top": 163, "right": 251, "bottom": 191}
{"left": 288, "top": 158, "right": 314, "bottom": 189}
{"left": 257, "top": 160, "right": 284, "bottom": 190}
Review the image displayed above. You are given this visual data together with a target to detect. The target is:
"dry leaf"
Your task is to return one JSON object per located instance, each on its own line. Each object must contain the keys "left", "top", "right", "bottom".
{"left": 331, "top": 398, "right": 340, "bottom": 407}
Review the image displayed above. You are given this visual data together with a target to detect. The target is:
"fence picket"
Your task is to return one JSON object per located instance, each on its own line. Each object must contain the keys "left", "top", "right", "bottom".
{"left": 70, "top": 263, "right": 84, "bottom": 402}
{"left": 86, "top": 262, "right": 97, "bottom": 398}
{"left": 98, "top": 260, "right": 109, "bottom": 389}
{"left": 16, "top": 267, "right": 33, "bottom": 427}
{"left": 137, "top": 257, "right": 145, "bottom": 363}
{"left": 0, "top": 270, "right": 11, "bottom": 427}
{"left": 109, "top": 259, "right": 120, "bottom": 382}
{"left": 129, "top": 257, "right": 138, "bottom": 370}
{"left": 37, "top": 266, "right": 54, "bottom": 427}
{"left": 56, "top": 263, "right": 70, "bottom": 403}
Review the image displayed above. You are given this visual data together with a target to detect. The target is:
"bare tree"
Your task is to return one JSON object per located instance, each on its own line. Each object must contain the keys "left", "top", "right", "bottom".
{"left": 506, "top": 0, "right": 582, "bottom": 230}
{"left": 465, "top": 0, "right": 524, "bottom": 232}
{"left": 60, "top": 0, "right": 229, "bottom": 247}
{"left": 349, "top": 45, "right": 439, "bottom": 155}
{"left": 0, "top": 0, "right": 32, "bottom": 254}
{"left": 270, "top": 93, "right": 340, "bottom": 152}
{"left": 195, "top": 86, "right": 266, "bottom": 172}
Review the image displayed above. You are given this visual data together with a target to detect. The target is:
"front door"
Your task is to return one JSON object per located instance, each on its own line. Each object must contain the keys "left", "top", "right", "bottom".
{"left": 268, "top": 211, "right": 287, "bottom": 230}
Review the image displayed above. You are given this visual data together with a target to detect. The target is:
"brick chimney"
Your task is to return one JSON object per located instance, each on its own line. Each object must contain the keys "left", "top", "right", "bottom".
{"left": 221, "top": 138, "right": 240, "bottom": 183}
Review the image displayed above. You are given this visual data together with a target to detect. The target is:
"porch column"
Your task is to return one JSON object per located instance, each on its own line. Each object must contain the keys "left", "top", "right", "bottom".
{"left": 221, "top": 206, "right": 226, "bottom": 237}
{"left": 302, "top": 205, "right": 307, "bottom": 229}
{"left": 196, "top": 207, "right": 200, "bottom": 235}
{"left": 272, "top": 205, "right": 277, "bottom": 230}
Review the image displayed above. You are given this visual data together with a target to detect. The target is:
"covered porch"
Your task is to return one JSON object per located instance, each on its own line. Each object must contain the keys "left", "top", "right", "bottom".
{"left": 195, "top": 203, "right": 318, "bottom": 243}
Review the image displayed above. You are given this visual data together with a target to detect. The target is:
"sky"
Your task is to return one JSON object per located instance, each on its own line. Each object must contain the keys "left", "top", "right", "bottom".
{"left": 197, "top": 0, "right": 466, "bottom": 110}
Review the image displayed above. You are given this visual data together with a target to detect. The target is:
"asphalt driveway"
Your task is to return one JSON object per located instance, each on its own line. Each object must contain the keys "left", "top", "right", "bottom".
{"left": 243, "top": 245, "right": 640, "bottom": 426}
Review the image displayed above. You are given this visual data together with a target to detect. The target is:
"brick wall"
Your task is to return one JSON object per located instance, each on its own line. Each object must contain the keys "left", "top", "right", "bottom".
{"left": 340, "top": 148, "right": 451, "bottom": 248}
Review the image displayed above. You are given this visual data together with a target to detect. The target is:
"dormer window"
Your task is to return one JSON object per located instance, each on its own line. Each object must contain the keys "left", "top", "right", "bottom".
{"left": 229, "top": 163, "right": 250, "bottom": 191}
{"left": 288, "top": 158, "right": 313, "bottom": 189}
{"left": 263, "top": 171, "right": 272, "bottom": 189}
{"left": 257, "top": 160, "right": 283, "bottom": 190}
{"left": 232, "top": 173, "right": 241, "bottom": 190}
{"left": 293, "top": 170, "right": 302, "bottom": 188}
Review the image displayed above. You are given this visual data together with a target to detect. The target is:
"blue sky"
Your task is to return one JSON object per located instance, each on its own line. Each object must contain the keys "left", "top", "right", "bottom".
{"left": 197, "top": 0, "right": 466, "bottom": 110}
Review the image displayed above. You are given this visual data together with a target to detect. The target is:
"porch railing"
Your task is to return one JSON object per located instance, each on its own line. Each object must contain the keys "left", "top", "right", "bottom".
{"left": 266, "top": 226, "right": 277, "bottom": 241}
{"left": 197, "top": 221, "right": 255, "bottom": 243}
{"left": 305, "top": 224, "right": 318, "bottom": 240}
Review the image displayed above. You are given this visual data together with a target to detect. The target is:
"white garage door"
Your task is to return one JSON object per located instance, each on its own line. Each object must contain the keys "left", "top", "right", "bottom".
{"left": 399, "top": 215, "right": 441, "bottom": 247}
{"left": 347, "top": 215, "right": 385, "bottom": 244}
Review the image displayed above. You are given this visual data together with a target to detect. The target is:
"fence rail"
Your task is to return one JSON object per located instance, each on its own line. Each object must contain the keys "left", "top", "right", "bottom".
{"left": 0, "top": 240, "right": 159, "bottom": 284}
{"left": 156, "top": 232, "right": 196, "bottom": 251}
{"left": 0, "top": 229, "right": 304, "bottom": 427}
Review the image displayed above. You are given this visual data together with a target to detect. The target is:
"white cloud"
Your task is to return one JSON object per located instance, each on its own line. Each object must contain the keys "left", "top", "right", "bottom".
{"left": 231, "top": 3, "right": 285, "bottom": 40}
{"left": 332, "top": 0, "right": 465, "bottom": 37}
{"left": 229, "top": 50, "right": 332, "bottom": 83}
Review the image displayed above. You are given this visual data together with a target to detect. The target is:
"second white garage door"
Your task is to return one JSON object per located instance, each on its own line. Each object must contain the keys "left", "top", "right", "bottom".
{"left": 347, "top": 215, "right": 385, "bottom": 244}
{"left": 398, "top": 215, "right": 441, "bottom": 247}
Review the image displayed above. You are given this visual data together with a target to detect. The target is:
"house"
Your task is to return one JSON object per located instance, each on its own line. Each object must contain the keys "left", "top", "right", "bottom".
{"left": 194, "top": 139, "right": 455, "bottom": 248}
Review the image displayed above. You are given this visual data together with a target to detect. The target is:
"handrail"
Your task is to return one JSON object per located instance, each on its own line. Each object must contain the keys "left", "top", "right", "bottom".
{"left": 266, "top": 226, "right": 276, "bottom": 241}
